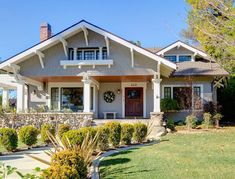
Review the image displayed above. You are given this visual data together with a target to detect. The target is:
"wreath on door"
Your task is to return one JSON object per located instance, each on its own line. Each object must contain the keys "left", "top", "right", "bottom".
{"left": 104, "top": 91, "right": 115, "bottom": 103}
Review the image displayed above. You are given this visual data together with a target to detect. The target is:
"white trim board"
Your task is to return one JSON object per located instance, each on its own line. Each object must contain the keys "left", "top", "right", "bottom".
{"left": 0, "top": 20, "right": 176, "bottom": 75}
{"left": 157, "top": 41, "right": 207, "bottom": 58}
{"left": 121, "top": 82, "right": 147, "bottom": 118}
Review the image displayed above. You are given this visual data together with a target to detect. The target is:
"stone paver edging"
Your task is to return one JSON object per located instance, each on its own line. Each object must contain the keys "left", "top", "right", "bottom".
{"left": 91, "top": 140, "right": 159, "bottom": 179}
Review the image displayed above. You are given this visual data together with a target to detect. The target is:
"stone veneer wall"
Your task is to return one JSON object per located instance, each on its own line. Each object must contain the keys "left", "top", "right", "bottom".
{"left": 0, "top": 112, "right": 93, "bottom": 129}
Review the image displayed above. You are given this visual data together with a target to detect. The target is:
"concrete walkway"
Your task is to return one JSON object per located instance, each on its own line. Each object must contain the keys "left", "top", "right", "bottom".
{"left": 0, "top": 147, "right": 51, "bottom": 179}
{"left": 91, "top": 140, "right": 159, "bottom": 179}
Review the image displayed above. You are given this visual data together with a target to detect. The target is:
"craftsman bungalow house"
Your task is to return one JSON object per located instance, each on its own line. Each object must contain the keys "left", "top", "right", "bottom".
{"left": 0, "top": 20, "right": 229, "bottom": 120}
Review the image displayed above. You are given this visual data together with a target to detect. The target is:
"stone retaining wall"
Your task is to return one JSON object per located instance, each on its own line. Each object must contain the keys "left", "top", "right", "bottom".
{"left": 0, "top": 112, "right": 93, "bottom": 129}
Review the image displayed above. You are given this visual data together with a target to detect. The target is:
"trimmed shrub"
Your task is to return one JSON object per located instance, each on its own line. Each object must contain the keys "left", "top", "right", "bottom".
{"left": 96, "top": 126, "right": 110, "bottom": 151}
{"left": 79, "top": 127, "right": 97, "bottom": 139}
{"left": 121, "top": 124, "right": 134, "bottom": 145}
{"left": 166, "top": 118, "right": 175, "bottom": 131}
{"left": 62, "top": 127, "right": 97, "bottom": 146}
{"left": 161, "top": 98, "right": 179, "bottom": 112}
{"left": 203, "top": 112, "right": 212, "bottom": 129}
{"left": 57, "top": 124, "right": 70, "bottom": 139}
{"left": 42, "top": 164, "right": 79, "bottom": 179}
{"left": 0, "top": 128, "right": 18, "bottom": 151}
{"left": 41, "top": 124, "right": 55, "bottom": 144}
{"left": 44, "top": 149, "right": 87, "bottom": 179}
{"left": 104, "top": 122, "right": 121, "bottom": 147}
{"left": 213, "top": 113, "right": 223, "bottom": 128}
{"left": 185, "top": 114, "right": 197, "bottom": 130}
{"left": 19, "top": 126, "right": 39, "bottom": 147}
{"left": 62, "top": 130, "right": 84, "bottom": 146}
{"left": 133, "top": 123, "right": 147, "bottom": 143}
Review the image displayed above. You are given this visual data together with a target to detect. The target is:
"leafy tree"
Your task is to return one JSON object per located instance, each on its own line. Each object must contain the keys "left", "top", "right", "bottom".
{"left": 183, "top": 0, "right": 235, "bottom": 73}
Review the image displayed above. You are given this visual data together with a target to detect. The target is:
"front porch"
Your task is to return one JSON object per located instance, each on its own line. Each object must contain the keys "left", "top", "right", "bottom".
{"left": 0, "top": 73, "right": 162, "bottom": 120}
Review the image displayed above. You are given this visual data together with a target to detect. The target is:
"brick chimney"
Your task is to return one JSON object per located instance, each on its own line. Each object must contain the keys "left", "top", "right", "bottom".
{"left": 40, "top": 22, "right": 51, "bottom": 42}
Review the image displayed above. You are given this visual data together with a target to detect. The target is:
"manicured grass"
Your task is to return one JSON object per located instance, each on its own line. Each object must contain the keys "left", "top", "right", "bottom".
{"left": 100, "top": 127, "right": 235, "bottom": 179}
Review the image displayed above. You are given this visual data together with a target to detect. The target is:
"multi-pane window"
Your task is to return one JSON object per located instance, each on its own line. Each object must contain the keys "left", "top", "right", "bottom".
{"left": 84, "top": 51, "right": 95, "bottom": 60}
{"left": 51, "top": 87, "right": 94, "bottom": 112}
{"left": 164, "top": 87, "right": 171, "bottom": 98}
{"left": 179, "top": 55, "right": 191, "bottom": 62}
{"left": 102, "top": 50, "right": 108, "bottom": 59}
{"left": 77, "top": 51, "right": 83, "bottom": 60}
{"left": 164, "top": 55, "right": 177, "bottom": 62}
{"left": 68, "top": 48, "right": 74, "bottom": 60}
{"left": 68, "top": 47, "right": 108, "bottom": 60}
{"left": 193, "top": 86, "right": 201, "bottom": 110}
{"left": 51, "top": 88, "right": 59, "bottom": 110}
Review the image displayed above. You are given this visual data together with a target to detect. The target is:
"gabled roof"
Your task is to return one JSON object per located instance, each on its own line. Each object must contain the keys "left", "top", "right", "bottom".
{"left": 156, "top": 40, "right": 208, "bottom": 58}
{"left": 0, "top": 20, "right": 176, "bottom": 75}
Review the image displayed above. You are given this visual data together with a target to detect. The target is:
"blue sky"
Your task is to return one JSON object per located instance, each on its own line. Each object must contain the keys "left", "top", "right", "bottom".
{"left": 0, "top": 0, "right": 189, "bottom": 61}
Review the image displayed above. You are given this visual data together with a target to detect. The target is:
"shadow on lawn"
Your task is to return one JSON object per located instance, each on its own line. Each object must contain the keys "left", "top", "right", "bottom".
{"left": 100, "top": 165, "right": 153, "bottom": 178}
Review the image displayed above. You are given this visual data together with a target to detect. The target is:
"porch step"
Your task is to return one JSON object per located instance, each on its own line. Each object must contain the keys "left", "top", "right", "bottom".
{"left": 92, "top": 119, "right": 149, "bottom": 126}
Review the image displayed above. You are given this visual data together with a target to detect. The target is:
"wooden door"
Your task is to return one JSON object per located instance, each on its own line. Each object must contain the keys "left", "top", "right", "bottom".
{"left": 125, "top": 87, "right": 143, "bottom": 117}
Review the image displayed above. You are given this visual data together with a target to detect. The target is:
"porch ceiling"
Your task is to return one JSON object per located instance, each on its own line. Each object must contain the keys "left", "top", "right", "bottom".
{"left": 30, "top": 75, "right": 153, "bottom": 83}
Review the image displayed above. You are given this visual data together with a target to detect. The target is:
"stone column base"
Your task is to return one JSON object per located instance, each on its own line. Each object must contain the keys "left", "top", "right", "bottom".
{"left": 148, "top": 112, "right": 166, "bottom": 139}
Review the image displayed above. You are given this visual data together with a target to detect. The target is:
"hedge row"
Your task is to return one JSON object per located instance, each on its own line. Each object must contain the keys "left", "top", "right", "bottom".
{"left": 62, "top": 122, "right": 148, "bottom": 150}
{"left": 0, "top": 122, "right": 148, "bottom": 152}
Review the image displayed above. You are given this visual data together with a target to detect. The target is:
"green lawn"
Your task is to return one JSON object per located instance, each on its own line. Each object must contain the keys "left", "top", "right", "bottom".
{"left": 100, "top": 127, "right": 235, "bottom": 179}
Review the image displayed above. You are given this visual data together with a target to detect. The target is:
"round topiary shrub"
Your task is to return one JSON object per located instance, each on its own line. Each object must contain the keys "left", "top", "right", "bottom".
{"left": 121, "top": 124, "right": 134, "bottom": 145}
{"left": 133, "top": 123, "right": 147, "bottom": 143}
{"left": 79, "top": 126, "right": 97, "bottom": 139}
{"left": 19, "top": 125, "right": 39, "bottom": 147}
{"left": 41, "top": 124, "right": 55, "bottom": 144}
{"left": 57, "top": 124, "right": 70, "bottom": 139}
{"left": 42, "top": 164, "right": 79, "bottom": 179}
{"left": 0, "top": 128, "right": 18, "bottom": 151}
{"left": 46, "top": 149, "right": 87, "bottom": 179}
{"left": 104, "top": 121, "right": 121, "bottom": 147}
{"left": 62, "top": 130, "right": 84, "bottom": 146}
{"left": 96, "top": 126, "right": 110, "bottom": 151}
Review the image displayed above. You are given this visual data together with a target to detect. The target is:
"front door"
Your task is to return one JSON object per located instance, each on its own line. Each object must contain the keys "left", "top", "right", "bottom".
{"left": 125, "top": 87, "right": 143, "bottom": 117}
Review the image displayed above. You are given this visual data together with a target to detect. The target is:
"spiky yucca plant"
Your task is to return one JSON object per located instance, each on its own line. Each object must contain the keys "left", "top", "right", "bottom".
{"left": 29, "top": 130, "right": 100, "bottom": 167}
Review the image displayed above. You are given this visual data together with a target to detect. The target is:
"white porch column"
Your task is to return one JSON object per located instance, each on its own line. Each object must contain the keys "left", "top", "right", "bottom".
{"left": 16, "top": 83, "right": 25, "bottom": 112}
{"left": 82, "top": 77, "right": 91, "bottom": 112}
{"left": 74, "top": 47, "right": 77, "bottom": 60}
{"left": 2, "top": 88, "right": 9, "bottom": 107}
{"left": 152, "top": 79, "right": 162, "bottom": 112}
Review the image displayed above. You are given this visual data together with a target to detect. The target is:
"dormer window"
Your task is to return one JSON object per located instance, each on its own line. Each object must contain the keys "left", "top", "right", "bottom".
{"left": 179, "top": 55, "right": 192, "bottom": 62}
{"left": 164, "top": 55, "right": 192, "bottom": 63}
{"left": 164, "top": 55, "right": 177, "bottom": 62}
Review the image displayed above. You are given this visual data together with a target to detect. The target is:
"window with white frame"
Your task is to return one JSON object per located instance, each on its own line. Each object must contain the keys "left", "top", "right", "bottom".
{"left": 164, "top": 55, "right": 177, "bottom": 62}
{"left": 164, "top": 55, "right": 192, "bottom": 63}
{"left": 163, "top": 86, "right": 202, "bottom": 110}
{"left": 68, "top": 47, "right": 108, "bottom": 60}
{"left": 179, "top": 55, "right": 192, "bottom": 62}
{"left": 50, "top": 87, "right": 94, "bottom": 112}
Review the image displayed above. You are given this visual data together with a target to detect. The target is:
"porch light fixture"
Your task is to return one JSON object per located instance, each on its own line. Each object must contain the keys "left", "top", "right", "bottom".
{"left": 117, "top": 89, "right": 121, "bottom": 94}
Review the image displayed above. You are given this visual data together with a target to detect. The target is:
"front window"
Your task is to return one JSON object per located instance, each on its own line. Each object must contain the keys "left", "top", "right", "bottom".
{"left": 163, "top": 86, "right": 202, "bottom": 110}
{"left": 61, "top": 88, "right": 83, "bottom": 111}
{"left": 164, "top": 87, "right": 171, "bottom": 98}
{"left": 77, "top": 51, "right": 83, "bottom": 60}
{"left": 164, "top": 55, "right": 177, "bottom": 62}
{"left": 179, "top": 55, "right": 191, "bottom": 62}
{"left": 51, "top": 88, "right": 59, "bottom": 110}
{"left": 50, "top": 87, "right": 94, "bottom": 112}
